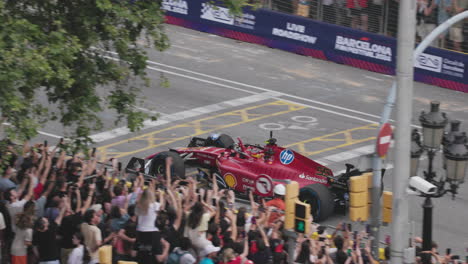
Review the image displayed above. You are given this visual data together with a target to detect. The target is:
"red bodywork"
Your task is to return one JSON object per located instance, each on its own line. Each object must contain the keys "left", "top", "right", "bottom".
{"left": 146, "top": 139, "right": 333, "bottom": 197}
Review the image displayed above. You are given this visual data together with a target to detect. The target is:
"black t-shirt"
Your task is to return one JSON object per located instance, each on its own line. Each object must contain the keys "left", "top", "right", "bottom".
{"left": 59, "top": 212, "right": 83, "bottom": 249}
{"left": 249, "top": 247, "right": 272, "bottom": 264}
{"left": 161, "top": 225, "right": 182, "bottom": 252}
{"left": 33, "top": 222, "right": 60, "bottom": 261}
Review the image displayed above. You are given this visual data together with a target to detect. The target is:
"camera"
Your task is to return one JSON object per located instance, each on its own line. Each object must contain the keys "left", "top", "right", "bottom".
{"left": 408, "top": 176, "right": 437, "bottom": 195}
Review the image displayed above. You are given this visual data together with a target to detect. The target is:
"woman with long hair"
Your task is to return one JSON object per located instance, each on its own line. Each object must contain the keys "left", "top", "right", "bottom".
{"left": 184, "top": 201, "right": 216, "bottom": 252}
{"left": 134, "top": 186, "right": 169, "bottom": 263}
{"left": 68, "top": 232, "right": 91, "bottom": 264}
{"left": 11, "top": 207, "right": 34, "bottom": 264}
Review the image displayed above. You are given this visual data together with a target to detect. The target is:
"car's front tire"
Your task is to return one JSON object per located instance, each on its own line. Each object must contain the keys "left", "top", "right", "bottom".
{"left": 149, "top": 151, "right": 185, "bottom": 179}
{"left": 299, "top": 184, "right": 335, "bottom": 222}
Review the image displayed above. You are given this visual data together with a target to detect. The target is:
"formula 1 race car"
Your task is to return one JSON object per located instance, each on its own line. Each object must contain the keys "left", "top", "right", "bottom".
{"left": 127, "top": 133, "right": 364, "bottom": 221}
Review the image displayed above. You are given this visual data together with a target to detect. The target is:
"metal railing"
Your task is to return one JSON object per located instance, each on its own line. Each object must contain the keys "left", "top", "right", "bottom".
{"left": 260, "top": 0, "right": 467, "bottom": 53}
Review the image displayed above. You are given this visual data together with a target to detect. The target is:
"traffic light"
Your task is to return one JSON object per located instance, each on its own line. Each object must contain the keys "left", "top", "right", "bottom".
{"left": 382, "top": 191, "right": 393, "bottom": 223}
{"left": 294, "top": 201, "right": 310, "bottom": 233}
{"left": 285, "top": 181, "right": 311, "bottom": 233}
{"left": 349, "top": 175, "right": 369, "bottom": 221}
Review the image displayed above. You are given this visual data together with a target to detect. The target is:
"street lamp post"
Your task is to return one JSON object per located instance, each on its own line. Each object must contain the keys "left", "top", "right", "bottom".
{"left": 411, "top": 101, "right": 468, "bottom": 263}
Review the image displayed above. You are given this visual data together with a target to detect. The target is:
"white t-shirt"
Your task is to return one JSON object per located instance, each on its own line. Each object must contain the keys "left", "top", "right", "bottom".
{"left": 11, "top": 228, "right": 33, "bottom": 256}
{"left": 81, "top": 223, "right": 102, "bottom": 261}
{"left": 68, "top": 245, "right": 84, "bottom": 264}
{"left": 136, "top": 202, "right": 160, "bottom": 232}
{"left": 7, "top": 199, "right": 27, "bottom": 232}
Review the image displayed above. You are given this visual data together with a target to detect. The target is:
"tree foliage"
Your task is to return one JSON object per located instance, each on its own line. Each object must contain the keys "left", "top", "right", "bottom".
{"left": 0, "top": 0, "right": 253, "bottom": 151}
{"left": 0, "top": 0, "right": 169, "bottom": 150}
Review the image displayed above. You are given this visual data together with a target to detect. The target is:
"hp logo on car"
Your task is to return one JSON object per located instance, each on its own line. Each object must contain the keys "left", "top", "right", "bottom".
{"left": 280, "top": 149, "right": 294, "bottom": 165}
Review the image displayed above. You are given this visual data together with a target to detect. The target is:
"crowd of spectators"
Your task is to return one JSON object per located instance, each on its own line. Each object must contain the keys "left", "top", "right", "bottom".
{"left": 0, "top": 139, "right": 466, "bottom": 264}
{"left": 266, "top": 0, "right": 468, "bottom": 52}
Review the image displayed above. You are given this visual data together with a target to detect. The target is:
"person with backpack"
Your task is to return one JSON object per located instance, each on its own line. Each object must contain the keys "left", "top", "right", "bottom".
{"left": 167, "top": 237, "right": 196, "bottom": 264}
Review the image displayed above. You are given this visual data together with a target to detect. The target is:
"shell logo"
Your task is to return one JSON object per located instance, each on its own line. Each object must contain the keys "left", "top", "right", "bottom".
{"left": 224, "top": 173, "right": 237, "bottom": 188}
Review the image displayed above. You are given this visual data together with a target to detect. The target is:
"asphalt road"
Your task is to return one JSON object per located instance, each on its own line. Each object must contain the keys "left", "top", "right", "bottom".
{"left": 34, "top": 24, "right": 468, "bottom": 254}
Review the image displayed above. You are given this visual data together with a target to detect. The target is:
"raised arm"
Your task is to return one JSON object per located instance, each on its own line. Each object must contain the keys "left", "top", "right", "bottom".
{"left": 240, "top": 236, "right": 249, "bottom": 259}
{"left": 76, "top": 163, "right": 88, "bottom": 188}
{"left": 42, "top": 168, "right": 57, "bottom": 196}
{"left": 257, "top": 223, "right": 270, "bottom": 247}
{"left": 56, "top": 149, "right": 66, "bottom": 170}
{"left": 173, "top": 191, "right": 183, "bottom": 231}
{"left": 55, "top": 197, "right": 68, "bottom": 225}
{"left": 40, "top": 155, "right": 53, "bottom": 185}
{"left": 22, "top": 140, "right": 30, "bottom": 157}
{"left": 74, "top": 189, "right": 82, "bottom": 213}
{"left": 22, "top": 174, "right": 35, "bottom": 201}
{"left": 226, "top": 209, "right": 237, "bottom": 241}
{"left": 37, "top": 147, "right": 47, "bottom": 174}
{"left": 165, "top": 157, "right": 172, "bottom": 189}
{"left": 79, "top": 184, "right": 96, "bottom": 215}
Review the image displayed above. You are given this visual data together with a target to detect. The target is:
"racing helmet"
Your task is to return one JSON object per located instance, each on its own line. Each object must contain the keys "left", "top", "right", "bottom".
{"left": 273, "top": 184, "right": 286, "bottom": 196}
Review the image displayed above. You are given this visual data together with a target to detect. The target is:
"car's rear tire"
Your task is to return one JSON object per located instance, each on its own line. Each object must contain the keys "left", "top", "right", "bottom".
{"left": 205, "top": 134, "right": 235, "bottom": 149}
{"left": 299, "top": 184, "right": 335, "bottom": 222}
{"left": 150, "top": 151, "right": 185, "bottom": 179}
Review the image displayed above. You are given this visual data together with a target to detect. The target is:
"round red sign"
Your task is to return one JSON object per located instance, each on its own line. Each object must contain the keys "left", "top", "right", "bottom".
{"left": 255, "top": 174, "right": 273, "bottom": 196}
{"left": 377, "top": 123, "right": 393, "bottom": 157}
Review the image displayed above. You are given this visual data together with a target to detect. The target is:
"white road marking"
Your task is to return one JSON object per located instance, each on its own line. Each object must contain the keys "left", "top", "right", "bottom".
{"left": 2, "top": 122, "right": 62, "bottom": 139}
{"left": 145, "top": 60, "right": 387, "bottom": 120}
{"left": 291, "top": 116, "right": 317, "bottom": 123}
{"left": 316, "top": 144, "right": 375, "bottom": 166}
{"left": 89, "top": 91, "right": 279, "bottom": 142}
{"left": 171, "top": 44, "right": 200, "bottom": 52}
{"left": 102, "top": 55, "right": 258, "bottom": 95}
{"left": 101, "top": 54, "right": 381, "bottom": 125}
{"left": 364, "top": 75, "right": 384, "bottom": 81}
{"left": 99, "top": 49, "right": 385, "bottom": 121}
{"left": 37, "top": 131, "right": 62, "bottom": 139}
{"left": 135, "top": 106, "right": 163, "bottom": 115}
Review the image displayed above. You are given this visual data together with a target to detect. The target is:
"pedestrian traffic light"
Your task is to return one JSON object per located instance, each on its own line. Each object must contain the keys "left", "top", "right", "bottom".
{"left": 285, "top": 181, "right": 310, "bottom": 233}
{"left": 294, "top": 200, "right": 310, "bottom": 233}
{"left": 349, "top": 175, "right": 369, "bottom": 221}
{"left": 382, "top": 191, "right": 393, "bottom": 223}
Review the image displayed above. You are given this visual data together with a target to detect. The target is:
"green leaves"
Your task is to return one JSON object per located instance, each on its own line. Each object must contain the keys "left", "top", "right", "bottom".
{"left": 0, "top": 0, "right": 251, "bottom": 150}
{"left": 0, "top": 0, "right": 167, "bottom": 147}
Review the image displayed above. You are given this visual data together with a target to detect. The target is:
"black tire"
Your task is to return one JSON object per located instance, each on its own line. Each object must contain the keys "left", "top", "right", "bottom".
{"left": 299, "top": 184, "right": 335, "bottom": 222}
{"left": 150, "top": 151, "right": 185, "bottom": 179}
{"left": 205, "top": 134, "right": 235, "bottom": 149}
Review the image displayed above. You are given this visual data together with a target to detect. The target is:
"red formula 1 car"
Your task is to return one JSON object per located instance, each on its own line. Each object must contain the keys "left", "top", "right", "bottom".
{"left": 129, "top": 133, "right": 363, "bottom": 221}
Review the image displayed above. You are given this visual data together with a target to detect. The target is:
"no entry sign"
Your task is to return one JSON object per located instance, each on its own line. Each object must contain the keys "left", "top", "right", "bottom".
{"left": 377, "top": 123, "right": 393, "bottom": 157}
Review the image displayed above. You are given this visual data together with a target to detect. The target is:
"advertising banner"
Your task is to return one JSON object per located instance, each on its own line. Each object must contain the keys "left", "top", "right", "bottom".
{"left": 162, "top": 0, "right": 467, "bottom": 92}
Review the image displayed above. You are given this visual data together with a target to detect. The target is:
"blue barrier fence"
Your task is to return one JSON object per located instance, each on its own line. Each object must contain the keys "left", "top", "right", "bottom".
{"left": 162, "top": 0, "right": 467, "bottom": 92}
